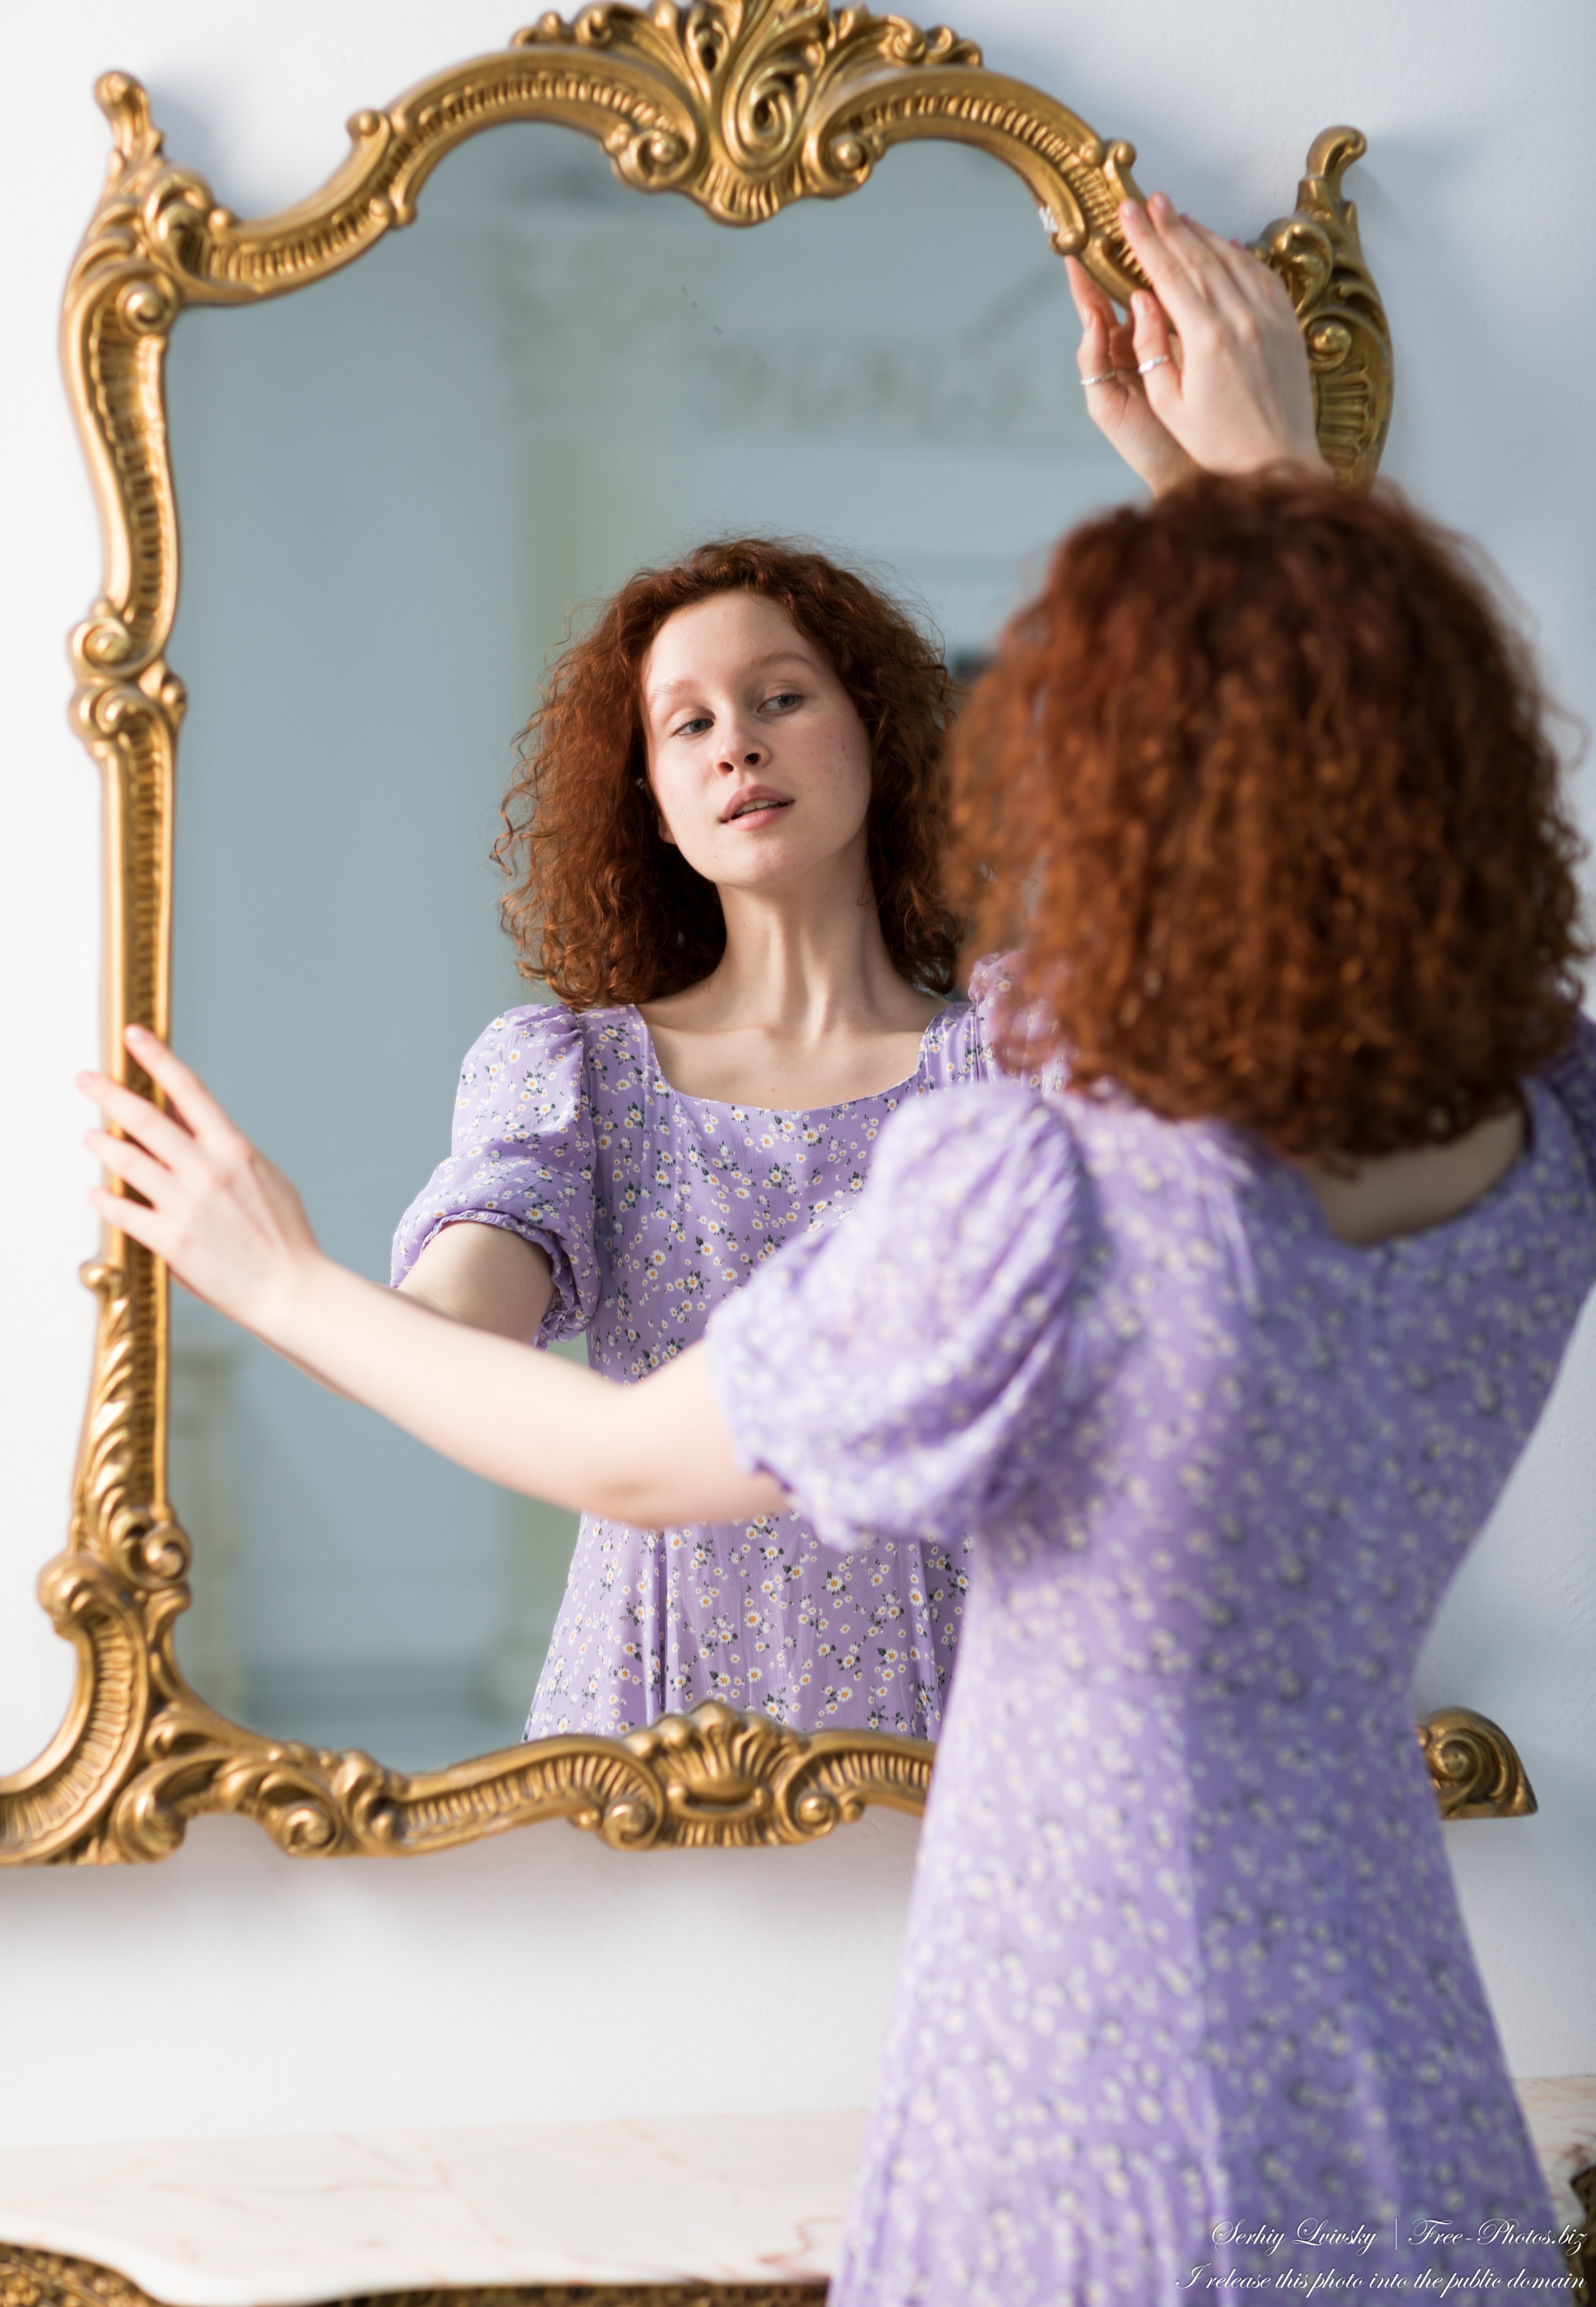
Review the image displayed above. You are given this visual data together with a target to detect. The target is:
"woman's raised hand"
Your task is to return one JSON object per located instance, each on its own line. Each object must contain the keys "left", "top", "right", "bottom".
{"left": 1066, "top": 236, "right": 1200, "bottom": 498}
{"left": 1068, "top": 189, "right": 1329, "bottom": 494}
{"left": 79, "top": 1027, "right": 322, "bottom": 1332}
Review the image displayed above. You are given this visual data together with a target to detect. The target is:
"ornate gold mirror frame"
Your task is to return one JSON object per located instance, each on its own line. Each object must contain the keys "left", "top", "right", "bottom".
{"left": 1, "top": 0, "right": 1529, "bottom": 1866}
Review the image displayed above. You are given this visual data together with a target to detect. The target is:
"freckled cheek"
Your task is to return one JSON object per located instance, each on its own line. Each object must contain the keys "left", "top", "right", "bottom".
{"left": 782, "top": 728, "right": 872, "bottom": 826}
{"left": 803, "top": 747, "right": 873, "bottom": 843}
{"left": 649, "top": 761, "right": 720, "bottom": 848}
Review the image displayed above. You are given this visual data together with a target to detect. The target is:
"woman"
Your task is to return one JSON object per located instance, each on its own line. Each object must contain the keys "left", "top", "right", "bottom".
{"left": 97, "top": 198, "right": 1575, "bottom": 2286}
{"left": 394, "top": 540, "right": 985, "bottom": 1740}
{"left": 387, "top": 193, "right": 1320, "bottom": 1741}
{"left": 85, "top": 459, "right": 1593, "bottom": 2293}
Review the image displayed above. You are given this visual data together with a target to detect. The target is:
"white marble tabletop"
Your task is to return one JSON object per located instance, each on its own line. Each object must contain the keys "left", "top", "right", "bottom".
{"left": 1, "top": 2085, "right": 1590, "bottom": 2304}
{"left": 1516, "top": 2075, "right": 1596, "bottom": 2231}
{"left": 0, "top": 2109, "right": 867, "bottom": 2305}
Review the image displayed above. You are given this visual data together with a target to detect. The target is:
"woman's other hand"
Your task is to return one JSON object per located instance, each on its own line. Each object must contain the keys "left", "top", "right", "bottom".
{"left": 80, "top": 1025, "right": 323, "bottom": 1332}
{"left": 1071, "top": 190, "right": 1330, "bottom": 493}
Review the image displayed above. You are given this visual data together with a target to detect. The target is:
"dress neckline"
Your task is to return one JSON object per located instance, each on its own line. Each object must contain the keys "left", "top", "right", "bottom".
{"left": 628, "top": 1002, "right": 964, "bottom": 1118}
{"left": 1219, "top": 1078, "right": 1552, "bottom": 1264}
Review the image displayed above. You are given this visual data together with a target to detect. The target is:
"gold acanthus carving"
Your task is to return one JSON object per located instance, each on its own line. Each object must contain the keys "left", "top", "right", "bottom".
{"left": 7, "top": 12, "right": 1406, "bottom": 1866}
{"left": 1252, "top": 125, "right": 1394, "bottom": 486}
{"left": 99, "top": 1700, "right": 936, "bottom": 1863}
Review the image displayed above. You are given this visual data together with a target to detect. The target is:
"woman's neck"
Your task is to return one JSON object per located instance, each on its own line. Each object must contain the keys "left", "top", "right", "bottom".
{"left": 637, "top": 860, "right": 942, "bottom": 1108}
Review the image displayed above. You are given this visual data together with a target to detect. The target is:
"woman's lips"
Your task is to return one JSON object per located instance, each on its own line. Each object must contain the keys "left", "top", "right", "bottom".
{"left": 721, "top": 790, "right": 794, "bottom": 826}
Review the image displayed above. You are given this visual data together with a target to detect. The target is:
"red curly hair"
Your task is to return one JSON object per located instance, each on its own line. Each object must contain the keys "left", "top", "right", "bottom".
{"left": 496, "top": 538, "right": 962, "bottom": 1006}
{"left": 948, "top": 474, "right": 1589, "bottom": 1158}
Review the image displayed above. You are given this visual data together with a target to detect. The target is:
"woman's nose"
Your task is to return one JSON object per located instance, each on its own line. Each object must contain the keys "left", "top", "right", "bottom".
{"left": 716, "top": 733, "right": 768, "bottom": 772}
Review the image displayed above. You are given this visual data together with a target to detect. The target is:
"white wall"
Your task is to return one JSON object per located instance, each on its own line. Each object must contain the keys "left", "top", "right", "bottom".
{"left": 2, "top": 0, "right": 1593, "bottom": 2149}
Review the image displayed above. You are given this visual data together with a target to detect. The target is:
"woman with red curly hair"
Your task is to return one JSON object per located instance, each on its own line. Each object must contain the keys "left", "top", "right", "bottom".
{"left": 388, "top": 535, "right": 983, "bottom": 1742}
{"left": 384, "top": 583, "right": 963, "bottom": 1748}
{"left": 89, "top": 445, "right": 1595, "bottom": 2288}
{"left": 374, "top": 193, "right": 1317, "bottom": 1743}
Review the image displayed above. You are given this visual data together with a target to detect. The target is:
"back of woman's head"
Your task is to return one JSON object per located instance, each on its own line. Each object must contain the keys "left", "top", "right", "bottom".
{"left": 498, "top": 537, "right": 961, "bottom": 1007}
{"left": 949, "top": 474, "right": 1589, "bottom": 1158}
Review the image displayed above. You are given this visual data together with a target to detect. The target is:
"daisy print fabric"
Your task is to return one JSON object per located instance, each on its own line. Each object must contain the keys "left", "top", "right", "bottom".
{"left": 707, "top": 1038, "right": 1596, "bottom": 2304}
{"left": 391, "top": 996, "right": 991, "bottom": 1738}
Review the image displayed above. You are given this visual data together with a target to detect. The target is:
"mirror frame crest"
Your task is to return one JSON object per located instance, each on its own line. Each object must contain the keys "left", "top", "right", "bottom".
{"left": 7, "top": 3, "right": 1520, "bottom": 1866}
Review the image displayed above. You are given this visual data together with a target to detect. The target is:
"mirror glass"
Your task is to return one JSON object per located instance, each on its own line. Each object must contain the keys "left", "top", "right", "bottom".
{"left": 164, "top": 121, "right": 1131, "bottom": 1768}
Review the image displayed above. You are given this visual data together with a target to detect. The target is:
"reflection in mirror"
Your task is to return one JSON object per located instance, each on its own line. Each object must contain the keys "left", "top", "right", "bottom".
{"left": 166, "top": 122, "right": 1132, "bottom": 1769}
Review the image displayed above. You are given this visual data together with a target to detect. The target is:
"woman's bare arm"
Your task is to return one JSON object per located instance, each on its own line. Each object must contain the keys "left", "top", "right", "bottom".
{"left": 397, "top": 1219, "right": 554, "bottom": 1342}
{"left": 80, "top": 1030, "right": 784, "bottom": 1527}
{"left": 286, "top": 1168, "right": 553, "bottom": 1397}
{"left": 236, "top": 1246, "right": 764, "bottom": 1524}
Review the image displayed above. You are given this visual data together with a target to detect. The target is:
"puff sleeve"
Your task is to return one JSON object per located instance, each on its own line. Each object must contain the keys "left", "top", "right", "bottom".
{"left": 707, "top": 1083, "right": 1091, "bottom": 1550}
{"left": 390, "top": 1004, "right": 599, "bottom": 1346}
{"left": 965, "top": 949, "right": 1072, "bottom": 1089}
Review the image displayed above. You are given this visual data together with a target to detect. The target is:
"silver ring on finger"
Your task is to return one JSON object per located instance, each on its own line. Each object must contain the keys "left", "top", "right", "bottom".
{"left": 1080, "top": 370, "right": 1120, "bottom": 387}
{"left": 1136, "top": 354, "right": 1174, "bottom": 375}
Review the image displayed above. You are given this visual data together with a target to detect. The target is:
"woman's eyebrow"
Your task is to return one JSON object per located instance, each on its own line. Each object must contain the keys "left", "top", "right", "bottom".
{"left": 645, "top": 652, "right": 816, "bottom": 705}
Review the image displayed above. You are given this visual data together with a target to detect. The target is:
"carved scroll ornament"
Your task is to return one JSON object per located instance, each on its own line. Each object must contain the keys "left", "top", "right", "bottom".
{"left": 1418, "top": 1704, "right": 1539, "bottom": 1822}
{"left": 6, "top": 5, "right": 1413, "bottom": 1865}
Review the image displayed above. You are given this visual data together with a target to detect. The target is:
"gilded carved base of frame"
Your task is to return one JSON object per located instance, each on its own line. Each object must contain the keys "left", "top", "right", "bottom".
{"left": 6, "top": 4, "right": 1518, "bottom": 1869}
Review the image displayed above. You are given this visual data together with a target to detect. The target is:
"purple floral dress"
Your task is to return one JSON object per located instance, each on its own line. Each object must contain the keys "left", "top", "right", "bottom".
{"left": 392, "top": 998, "right": 989, "bottom": 1738}
{"left": 709, "top": 994, "right": 1596, "bottom": 2302}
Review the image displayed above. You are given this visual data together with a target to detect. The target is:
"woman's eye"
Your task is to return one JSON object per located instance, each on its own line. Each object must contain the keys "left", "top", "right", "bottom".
{"left": 673, "top": 715, "right": 713, "bottom": 738}
{"left": 762, "top": 691, "right": 803, "bottom": 714}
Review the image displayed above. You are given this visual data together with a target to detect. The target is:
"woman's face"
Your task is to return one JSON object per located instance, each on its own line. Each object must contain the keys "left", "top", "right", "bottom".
{"left": 639, "top": 591, "right": 873, "bottom": 895}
